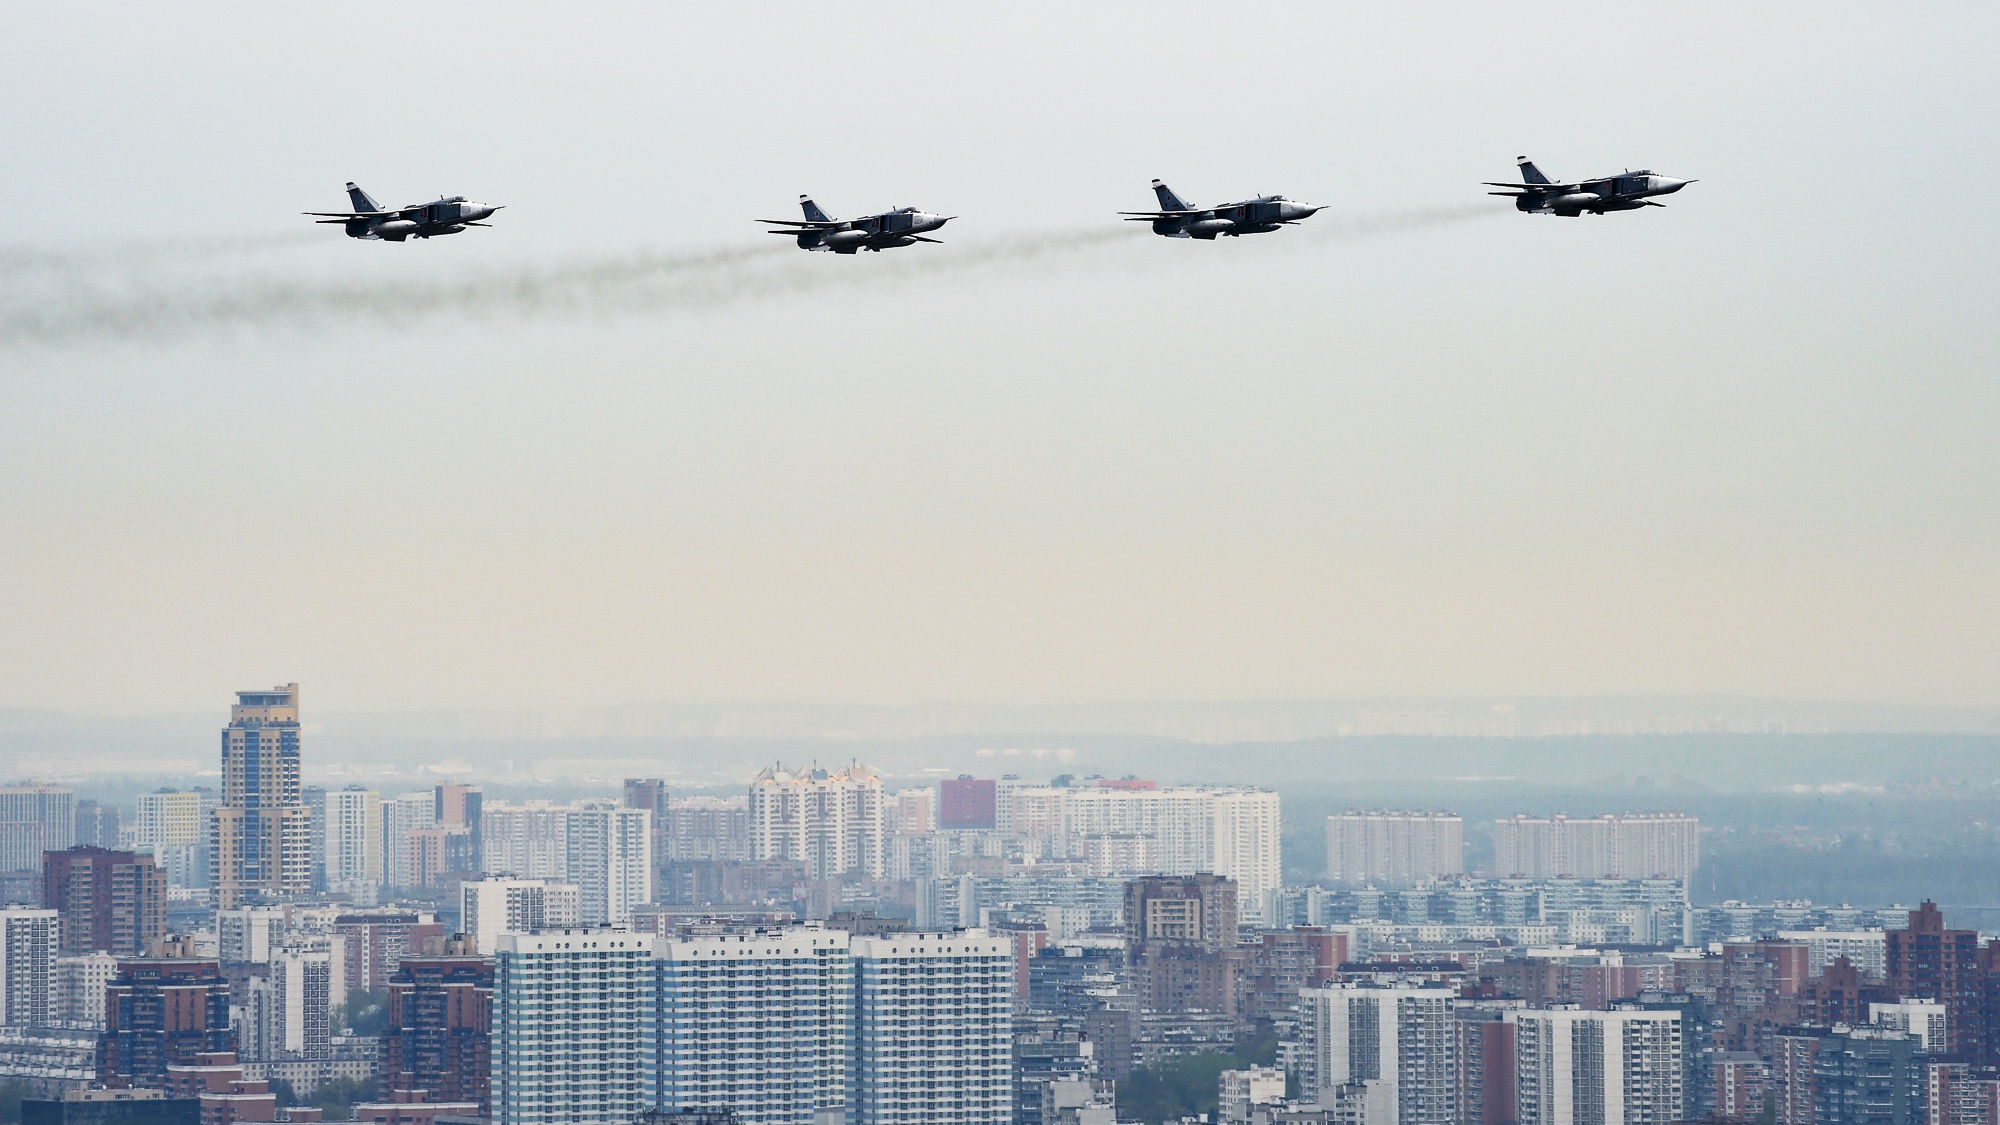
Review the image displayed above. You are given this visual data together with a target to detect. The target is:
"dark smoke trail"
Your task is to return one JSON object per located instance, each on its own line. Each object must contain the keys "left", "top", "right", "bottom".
{"left": 0, "top": 206, "right": 1503, "bottom": 348}
{"left": 0, "top": 231, "right": 328, "bottom": 280}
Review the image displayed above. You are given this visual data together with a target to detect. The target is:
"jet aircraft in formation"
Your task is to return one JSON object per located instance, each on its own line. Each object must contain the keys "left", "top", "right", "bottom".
{"left": 304, "top": 183, "right": 502, "bottom": 241}
{"left": 308, "top": 159, "right": 1699, "bottom": 246}
{"left": 1485, "top": 157, "right": 1693, "bottom": 216}
{"left": 757, "top": 195, "right": 954, "bottom": 253}
{"left": 1119, "top": 180, "right": 1323, "bottom": 239}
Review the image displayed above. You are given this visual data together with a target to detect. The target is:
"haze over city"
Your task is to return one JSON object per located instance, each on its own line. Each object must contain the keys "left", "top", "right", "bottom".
{"left": 3, "top": 5, "right": 2000, "bottom": 1125}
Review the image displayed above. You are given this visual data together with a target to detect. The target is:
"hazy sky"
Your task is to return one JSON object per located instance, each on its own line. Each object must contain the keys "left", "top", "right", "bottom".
{"left": 2, "top": 3, "right": 1997, "bottom": 714}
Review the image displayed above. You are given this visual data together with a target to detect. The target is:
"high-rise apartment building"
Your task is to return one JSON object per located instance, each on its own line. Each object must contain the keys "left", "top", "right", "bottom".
{"left": 995, "top": 783, "right": 1284, "bottom": 925}
{"left": 1295, "top": 981, "right": 1459, "bottom": 1125}
{"left": 97, "top": 954, "right": 235, "bottom": 1087}
{"left": 0, "top": 786, "right": 75, "bottom": 872}
{"left": 492, "top": 930, "right": 656, "bottom": 1125}
{"left": 1493, "top": 814, "right": 1700, "bottom": 882}
{"left": 382, "top": 953, "right": 494, "bottom": 1116}
{"left": 435, "top": 783, "right": 484, "bottom": 864}
{"left": 1510, "top": 1008, "right": 1683, "bottom": 1125}
{"left": 209, "top": 684, "right": 312, "bottom": 908}
{"left": 851, "top": 931, "right": 1014, "bottom": 1125}
{"left": 1775, "top": 928, "right": 1889, "bottom": 980}
{"left": 1874, "top": 1000, "right": 1949, "bottom": 1053}
{"left": 889, "top": 789, "right": 935, "bottom": 836}
{"left": 1125, "top": 874, "right": 1239, "bottom": 952}
{"left": 481, "top": 803, "right": 572, "bottom": 881}
{"left": 461, "top": 878, "right": 582, "bottom": 954}
{"left": 217, "top": 906, "right": 286, "bottom": 964}
{"left": 267, "top": 948, "right": 334, "bottom": 1059}
{"left": 0, "top": 908, "right": 59, "bottom": 1028}
{"left": 53, "top": 950, "right": 116, "bottom": 1030}
{"left": 132, "top": 790, "right": 209, "bottom": 890}
{"left": 1325, "top": 811, "right": 1464, "bottom": 885}
{"left": 651, "top": 927, "right": 854, "bottom": 1125}
{"left": 749, "top": 764, "right": 885, "bottom": 880}
{"left": 663, "top": 798, "right": 753, "bottom": 863}
{"left": 382, "top": 793, "right": 438, "bottom": 891}
{"left": 43, "top": 847, "right": 166, "bottom": 957}
{"left": 1888, "top": 903, "right": 1982, "bottom": 1061}
{"left": 74, "top": 800, "right": 120, "bottom": 850}
{"left": 335, "top": 912, "right": 445, "bottom": 995}
{"left": 623, "top": 779, "right": 668, "bottom": 863}
{"left": 939, "top": 777, "right": 998, "bottom": 831}
{"left": 1815, "top": 1028, "right": 1926, "bottom": 1125}
{"left": 323, "top": 787, "right": 382, "bottom": 891}
{"left": 568, "top": 805, "right": 651, "bottom": 925}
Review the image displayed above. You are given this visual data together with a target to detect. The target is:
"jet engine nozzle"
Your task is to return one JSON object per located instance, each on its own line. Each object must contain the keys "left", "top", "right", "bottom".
{"left": 1187, "top": 218, "right": 1235, "bottom": 236}
{"left": 370, "top": 219, "right": 420, "bottom": 239}
{"left": 824, "top": 230, "right": 870, "bottom": 248}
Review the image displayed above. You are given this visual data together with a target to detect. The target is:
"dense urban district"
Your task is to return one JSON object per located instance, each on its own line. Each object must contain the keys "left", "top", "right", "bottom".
{"left": 0, "top": 685, "right": 1987, "bottom": 1125}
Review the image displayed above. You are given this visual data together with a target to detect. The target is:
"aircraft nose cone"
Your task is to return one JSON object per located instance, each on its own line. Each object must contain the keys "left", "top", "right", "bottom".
{"left": 1657, "top": 179, "right": 1689, "bottom": 194}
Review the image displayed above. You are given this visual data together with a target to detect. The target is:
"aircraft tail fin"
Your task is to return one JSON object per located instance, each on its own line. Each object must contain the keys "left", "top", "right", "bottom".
{"left": 1516, "top": 158, "right": 1553, "bottom": 186}
{"left": 1151, "top": 179, "right": 1194, "bottom": 211}
{"left": 799, "top": 195, "right": 832, "bottom": 222}
{"left": 346, "top": 182, "right": 384, "bottom": 213}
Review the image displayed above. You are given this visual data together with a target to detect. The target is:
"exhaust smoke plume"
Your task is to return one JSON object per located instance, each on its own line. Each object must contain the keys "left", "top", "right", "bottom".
{"left": 0, "top": 205, "right": 1500, "bottom": 348}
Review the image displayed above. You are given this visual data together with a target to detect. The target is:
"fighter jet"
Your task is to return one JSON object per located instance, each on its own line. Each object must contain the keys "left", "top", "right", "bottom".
{"left": 757, "top": 196, "right": 953, "bottom": 253}
{"left": 1485, "top": 158, "right": 1693, "bottom": 216}
{"left": 305, "top": 182, "right": 502, "bottom": 241}
{"left": 1119, "top": 180, "right": 1322, "bottom": 239}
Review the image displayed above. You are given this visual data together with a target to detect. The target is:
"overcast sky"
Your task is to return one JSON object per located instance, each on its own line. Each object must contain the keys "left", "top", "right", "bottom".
{"left": 2, "top": 2, "right": 1997, "bottom": 714}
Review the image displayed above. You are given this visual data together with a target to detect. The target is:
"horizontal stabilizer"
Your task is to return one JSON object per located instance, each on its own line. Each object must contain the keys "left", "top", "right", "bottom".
{"left": 907, "top": 235, "right": 942, "bottom": 244}
{"left": 1479, "top": 182, "right": 1579, "bottom": 191}
{"left": 1116, "top": 210, "right": 1199, "bottom": 218}
{"left": 303, "top": 211, "right": 383, "bottom": 218}
{"left": 756, "top": 219, "right": 845, "bottom": 228}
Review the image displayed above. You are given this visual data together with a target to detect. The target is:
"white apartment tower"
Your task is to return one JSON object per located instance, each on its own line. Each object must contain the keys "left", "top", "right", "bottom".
{"left": 461, "top": 878, "right": 582, "bottom": 954}
{"left": 651, "top": 927, "right": 854, "bottom": 1125}
{"left": 381, "top": 793, "right": 437, "bottom": 890}
{"left": 1509, "top": 1008, "right": 1683, "bottom": 1125}
{"left": 481, "top": 803, "right": 574, "bottom": 881}
{"left": 270, "top": 947, "right": 335, "bottom": 1058}
{"left": 568, "top": 805, "right": 652, "bottom": 925}
{"left": 748, "top": 764, "right": 885, "bottom": 880}
{"left": 1325, "top": 811, "right": 1464, "bottom": 885}
{"left": 1775, "top": 928, "right": 1889, "bottom": 979}
{"left": 1295, "top": 981, "right": 1459, "bottom": 1125}
{"left": 53, "top": 951, "right": 115, "bottom": 1029}
{"left": 218, "top": 906, "right": 287, "bottom": 964}
{"left": 324, "top": 787, "right": 382, "bottom": 887}
{"left": 494, "top": 930, "right": 657, "bottom": 1125}
{"left": 998, "top": 784, "right": 1285, "bottom": 925}
{"left": 0, "top": 908, "right": 59, "bottom": 1028}
{"left": 851, "top": 931, "right": 1014, "bottom": 1125}
{"left": 1493, "top": 814, "right": 1699, "bottom": 882}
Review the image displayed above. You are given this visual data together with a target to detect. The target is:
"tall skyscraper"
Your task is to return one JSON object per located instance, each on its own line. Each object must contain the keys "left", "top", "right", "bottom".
{"left": 749, "top": 764, "right": 885, "bottom": 880}
{"left": 210, "top": 684, "right": 311, "bottom": 908}
{"left": 217, "top": 906, "right": 286, "bottom": 964}
{"left": 651, "top": 927, "right": 854, "bottom": 1125}
{"left": 623, "top": 779, "right": 668, "bottom": 864}
{"left": 42, "top": 846, "right": 166, "bottom": 957}
{"left": 0, "top": 785, "right": 76, "bottom": 872}
{"left": 0, "top": 908, "right": 59, "bottom": 1028}
{"left": 851, "top": 931, "right": 1014, "bottom": 1125}
{"left": 492, "top": 930, "right": 656, "bottom": 1125}
{"left": 1493, "top": 814, "right": 1700, "bottom": 882}
{"left": 1295, "top": 981, "right": 1459, "bottom": 1125}
{"left": 324, "top": 787, "right": 383, "bottom": 890}
{"left": 1325, "top": 811, "right": 1464, "bottom": 885}
{"left": 1510, "top": 1008, "right": 1683, "bottom": 1125}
